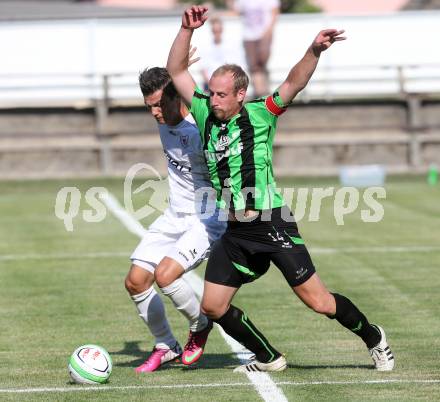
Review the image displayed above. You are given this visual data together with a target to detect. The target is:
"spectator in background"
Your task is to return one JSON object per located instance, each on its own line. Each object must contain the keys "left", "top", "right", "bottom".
{"left": 199, "top": 16, "right": 244, "bottom": 91}
{"left": 228, "top": 0, "right": 280, "bottom": 98}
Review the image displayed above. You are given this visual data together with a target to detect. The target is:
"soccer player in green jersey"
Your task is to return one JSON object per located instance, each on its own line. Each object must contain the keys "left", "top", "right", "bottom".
{"left": 167, "top": 5, "right": 395, "bottom": 373}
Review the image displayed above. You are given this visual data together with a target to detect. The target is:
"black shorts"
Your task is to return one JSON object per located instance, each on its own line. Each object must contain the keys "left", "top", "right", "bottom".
{"left": 205, "top": 206, "right": 316, "bottom": 288}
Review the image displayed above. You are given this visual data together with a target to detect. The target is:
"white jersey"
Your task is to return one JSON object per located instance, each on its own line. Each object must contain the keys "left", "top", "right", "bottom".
{"left": 131, "top": 115, "right": 226, "bottom": 273}
{"left": 158, "top": 113, "right": 214, "bottom": 214}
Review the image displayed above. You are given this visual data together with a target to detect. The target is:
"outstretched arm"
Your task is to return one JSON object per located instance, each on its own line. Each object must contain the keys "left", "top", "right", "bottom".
{"left": 278, "top": 29, "right": 346, "bottom": 105}
{"left": 167, "top": 5, "right": 209, "bottom": 105}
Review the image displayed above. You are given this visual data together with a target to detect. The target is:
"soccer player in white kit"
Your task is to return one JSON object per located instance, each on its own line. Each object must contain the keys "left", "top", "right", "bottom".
{"left": 124, "top": 66, "right": 225, "bottom": 372}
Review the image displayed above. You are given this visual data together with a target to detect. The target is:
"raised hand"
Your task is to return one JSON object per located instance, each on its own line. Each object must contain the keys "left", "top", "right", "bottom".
{"left": 182, "top": 5, "right": 209, "bottom": 30}
{"left": 312, "top": 29, "right": 346, "bottom": 56}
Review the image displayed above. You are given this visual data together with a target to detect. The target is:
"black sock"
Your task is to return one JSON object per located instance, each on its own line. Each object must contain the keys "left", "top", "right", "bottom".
{"left": 329, "top": 293, "right": 381, "bottom": 348}
{"left": 214, "top": 305, "right": 281, "bottom": 363}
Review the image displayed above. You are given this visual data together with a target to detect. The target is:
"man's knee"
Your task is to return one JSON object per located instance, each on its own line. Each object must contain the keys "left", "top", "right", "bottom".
{"left": 201, "top": 280, "right": 238, "bottom": 320}
{"left": 249, "top": 65, "right": 264, "bottom": 74}
{"left": 155, "top": 258, "right": 184, "bottom": 288}
{"left": 125, "top": 265, "right": 154, "bottom": 295}
{"left": 201, "top": 300, "right": 229, "bottom": 320}
{"left": 125, "top": 275, "right": 145, "bottom": 295}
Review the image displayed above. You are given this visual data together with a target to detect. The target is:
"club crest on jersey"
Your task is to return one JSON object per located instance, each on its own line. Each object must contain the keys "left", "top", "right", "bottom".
{"left": 217, "top": 134, "right": 229, "bottom": 150}
{"left": 180, "top": 135, "right": 189, "bottom": 148}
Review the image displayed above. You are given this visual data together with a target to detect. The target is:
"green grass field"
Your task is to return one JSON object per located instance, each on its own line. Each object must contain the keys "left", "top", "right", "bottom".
{"left": 0, "top": 176, "right": 439, "bottom": 401}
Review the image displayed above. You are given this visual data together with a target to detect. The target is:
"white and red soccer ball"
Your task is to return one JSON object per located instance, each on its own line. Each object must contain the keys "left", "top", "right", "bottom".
{"left": 68, "top": 344, "right": 112, "bottom": 384}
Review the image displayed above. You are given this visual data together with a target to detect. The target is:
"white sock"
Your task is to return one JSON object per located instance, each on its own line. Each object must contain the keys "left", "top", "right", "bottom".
{"left": 160, "top": 277, "right": 208, "bottom": 332}
{"left": 131, "top": 287, "right": 177, "bottom": 348}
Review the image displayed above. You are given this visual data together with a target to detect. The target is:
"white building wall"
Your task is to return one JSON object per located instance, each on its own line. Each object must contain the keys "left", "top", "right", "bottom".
{"left": 1, "top": 11, "right": 439, "bottom": 105}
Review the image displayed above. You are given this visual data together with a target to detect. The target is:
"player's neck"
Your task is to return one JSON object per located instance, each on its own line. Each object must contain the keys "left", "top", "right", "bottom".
{"left": 165, "top": 104, "right": 189, "bottom": 127}
{"left": 222, "top": 104, "right": 242, "bottom": 121}
{"left": 166, "top": 114, "right": 184, "bottom": 127}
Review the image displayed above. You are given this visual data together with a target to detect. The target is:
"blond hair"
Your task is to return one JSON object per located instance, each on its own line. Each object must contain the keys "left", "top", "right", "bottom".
{"left": 212, "top": 64, "right": 249, "bottom": 93}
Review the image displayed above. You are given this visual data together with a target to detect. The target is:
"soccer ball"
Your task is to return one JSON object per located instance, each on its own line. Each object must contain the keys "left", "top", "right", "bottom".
{"left": 68, "top": 344, "right": 112, "bottom": 384}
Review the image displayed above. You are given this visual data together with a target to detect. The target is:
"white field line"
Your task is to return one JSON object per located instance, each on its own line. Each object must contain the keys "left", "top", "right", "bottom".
{"left": 310, "top": 245, "right": 440, "bottom": 254}
{"left": 98, "top": 192, "right": 147, "bottom": 238}
{"left": 2, "top": 245, "right": 440, "bottom": 262}
{"left": 185, "top": 271, "right": 287, "bottom": 402}
{"left": 1, "top": 379, "right": 440, "bottom": 394}
{"left": 0, "top": 252, "right": 127, "bottom": 262}
{"left": 101, "top": 192, "right": 288, "bottom": 402}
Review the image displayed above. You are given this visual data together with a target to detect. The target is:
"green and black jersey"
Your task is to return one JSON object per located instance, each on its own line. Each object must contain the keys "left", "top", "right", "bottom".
{"left": 190, "top": 86, "right": 288, "bottom": 210}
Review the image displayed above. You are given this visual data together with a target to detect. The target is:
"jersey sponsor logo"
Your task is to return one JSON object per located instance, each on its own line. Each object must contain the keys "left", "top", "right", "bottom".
{"left": 229, "top": 129, "right": 241, "bottom": 139}
{"left": 164, "top": 151, "right": 191, "bottom": 172}
{"left": 205, "top": 141, "right": 244, "bottom": 162}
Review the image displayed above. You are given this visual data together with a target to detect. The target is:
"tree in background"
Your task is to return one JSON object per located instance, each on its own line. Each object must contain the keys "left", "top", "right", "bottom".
{"left": 280, "top": 0, "right": 321, "bottom": 13}
{"left": 178, "top": 0, "right": 321, "bottom": 13}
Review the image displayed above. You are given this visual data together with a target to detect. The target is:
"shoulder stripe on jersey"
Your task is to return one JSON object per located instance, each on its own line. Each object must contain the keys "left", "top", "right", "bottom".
{"left": 194, "top": 91, "right": 209, "bottom": 100}
{"left": 265, "top": 95, "right": 287, "bottom": 116}
{"left": 247, "top": 97, "right": 265, "bottom": 104}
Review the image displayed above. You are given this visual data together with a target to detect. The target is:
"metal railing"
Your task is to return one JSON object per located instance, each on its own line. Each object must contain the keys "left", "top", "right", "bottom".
{"left": 1, "top": 63, "right": 440, "bottom": 108}
{"left": 0, "top": 64, "right": 439, "bottom": 177}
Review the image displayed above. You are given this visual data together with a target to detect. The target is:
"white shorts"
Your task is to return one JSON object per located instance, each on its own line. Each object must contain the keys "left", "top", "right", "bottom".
{"left": 130, "top": 208, "right": 226, "bottom": 273}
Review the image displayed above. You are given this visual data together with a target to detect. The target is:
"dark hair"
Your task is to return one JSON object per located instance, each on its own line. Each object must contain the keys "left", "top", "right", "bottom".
{"left": 162, "top": 80, "right": 180, "bottom": 100}
{"left": 138, "top": 67, "right": 171, "bottom": 96}
{"left": 212, "top": 64, "right": 249, "bottom": 93}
